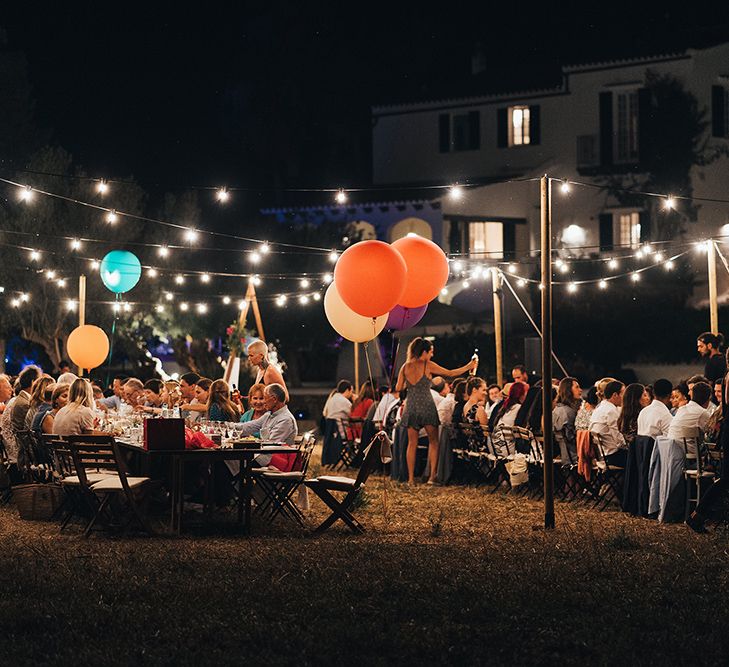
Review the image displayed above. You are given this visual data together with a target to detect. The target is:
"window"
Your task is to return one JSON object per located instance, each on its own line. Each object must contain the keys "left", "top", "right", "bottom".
{"left": 438, "top": 111, "right": 480, "bottom": 152}
{"left": 618, "top": 212, "right": 641, "bottom": 249}
{"left": 615, "top": 91, "right": 639, "bottom": 163}
{"left": 509, "top": 106, "right": 530, "bottom": 146}
{"left": 712, "top": 85, "right": 729, "bottom": 138}
{"left": 469, "top": 221, "right": 503, "bottom": 259}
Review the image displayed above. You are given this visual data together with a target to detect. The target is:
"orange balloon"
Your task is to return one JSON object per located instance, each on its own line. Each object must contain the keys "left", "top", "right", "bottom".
{"left": 391, "top": 236, "right": 449, "bottom": 307}
{"left": 67, "top": 325, "right": 110, "bottom": 371}
{"left": 334, "top": 240, "right": 407, "bottom": 317}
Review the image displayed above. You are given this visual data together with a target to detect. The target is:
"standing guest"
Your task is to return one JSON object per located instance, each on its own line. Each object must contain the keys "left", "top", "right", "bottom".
{"left": 0, "top": 374, "right": 13, "bottom": 415}
{"left": 485, "top": 384, "right": 502, "bottom": 419}
{"left": 246, "top": 340, "right": 288, "bottom": 400}
{"left": 10, "top": 365, "right": 41, "bottom": 440}
{"left": 241, "top": 383, "right": 267, "bottom": 422}
{"left": 553, "top": 377, "right": 582, "bottom": 434}
{"left": 637, "top": 378, "right": 673, "bottom": 438}
{"left": 98, "top": 375, "right": 127, "bottom": 411}
{"left": 697, "top": 332, "right": 726, "bottom": 385}
{"left": 511, "top": 365, "right": 529, "bottom": 385}
{"left": 671, "top": 382, "right": 690, "bottom": 415}
{"left": 349, "top": 381, "right": 375, "bottom": 438}
{"left": 429, "top": 377, "right": 449, "bottom": 407}
{"left": 24, "top": 375, "right": 55, "bottom": 430}
{"left": 322, "top": 380, "right": 354, "bottom": 430}
{"left": 36, "top": 384, "right": 69, "bottom": 435}
{"left": 395, "top": 337, "right": 476, "bottom": 484}
{"left": 437, "top": 378, "right": 461, "bottom": 425}
{"left": 207, "top": 379, "right": 241, "bottom": 422}
{"left": 618, "top": 383, "right": 650, "bottom": 447}
{"left": 52, "top": 379, "right": 97, "bottom": 436}
{"left": 667, "top": 381, "right": 712, "bottom": 459}
{"left": 590, "top": 380, "right": 627, "bottom": 466}
{"left": 492, "top": 381, "right": 528, "bottom": 428}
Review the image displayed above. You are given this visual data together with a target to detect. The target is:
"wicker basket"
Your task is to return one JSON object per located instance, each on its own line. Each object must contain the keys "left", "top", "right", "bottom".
{"left": 13, "top": 483, "right": 64, "bottom": 521}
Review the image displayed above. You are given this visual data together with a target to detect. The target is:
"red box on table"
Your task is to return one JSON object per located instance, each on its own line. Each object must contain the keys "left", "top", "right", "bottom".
{"left": 144, "top": 418, "right": 185, "bottom": 451}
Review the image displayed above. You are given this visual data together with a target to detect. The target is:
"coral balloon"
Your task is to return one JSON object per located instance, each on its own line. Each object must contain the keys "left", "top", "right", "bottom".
{"left": 391, "top": 236, "right": 449, "bottom": 308}
{"left": 100, "top": 250, "right": 142, "bottom": 294}
{"left": 385, "top": 303, "right": 428, "bottom": 331}
{"left": 67, "top": 325, "right": 110, "bottom": 371}
{"left": 324, "top": 284, "right": 388, "bottom": 343}
{"left": 333, "top": 240, "right": 407, "bottom": 317}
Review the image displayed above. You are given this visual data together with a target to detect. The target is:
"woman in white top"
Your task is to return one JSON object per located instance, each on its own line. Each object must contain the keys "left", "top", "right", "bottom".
{"left": 52, "top": 378, "right": 97, "bottom": 436}
{"left": 493, "top": 381, "right": 528, "bottom": 429}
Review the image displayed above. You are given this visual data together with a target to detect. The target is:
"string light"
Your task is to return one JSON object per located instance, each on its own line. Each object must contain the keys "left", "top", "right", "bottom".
{"left": 216, "top": 187, "right": 230, "bottom": 203}
{"left": 155, "top": 304, "right": 164, "bottom": 313}
{"left": 165, "top": 292, "right": 174, "bottom": 301}
{"left": 238, "top": 300, "right": 247, "bottom": 310}
{"left": 251, "top": 275, "right": 262, "bottom": 286}
{"left": 665, "top": 260, "right": 675, "bottom": 270}
{"left": 654, "top": 252, "right": 664, "bottom": 262}
{"left": 180, "top": 302, "right": 189, "bottom": 312}
{"left": 312, "top": 292, "right": 321, "bottom": 302}
{"left": 56, "top": 279, "right": 66, "bottom": 288}
{"left": 90, "top": 260, "right": 100, "bottom": 270}
{"left": 517, "top": 279, "right": 526, "bottom": 288}
{"left": 329, "top": 251, "right": 338, "bottom": 263}
{"left": 559, "top": 263, "right": 569, "bottom": 274}
{"left": 507, "top": 264, "right": 517, "bottom": 274}
{"left": 29, "top": 250, "right": 41, "bottom": 261}
{"left": 196, "top": 303, "right": 208, "bottom": 314}
{"left": 18, "top": 186, "right": 33, "bottom": 202}
{"left": 200, "top": 273, "right": 210, "bottom": 283}
{"left": 664, "top": 196, "right": 676, "bottom": 210}
{"left": 568, "top": 282, "right": 577, "bottom": 293}
{"left": 112, "top": 303, "right": 121, "bottom": 313}
{"left": 106, "top": 210, "right": 118, "bottom": 224}
{"left": 299, "top": 295, "right": 310, "bottom": 305}
{"left": 158, "top": 246, "right": 169, "bottom": 258}
{"left": 276, "top": 295, "right": 287, "bottom": 307}
{"left": 260, "top": 242, "right": 270, "bottom": 254}
{"left": 97, "top": 180, "right": 109, "bottom": 195}
{"left": 123, "top": 302, "right": 131, "bottom": 313}
{"left": 45, "top": 270, "right": 56, "bottom": 279}
{"left": 323, "top": 273, "right": 333, "bottom": 284}
{"left": 560, "top": 180, "right": 570, "bottom": 194}
{"left": 70, "top": 239, "right": 81, "bottom": 250}
{"left": 300, "top": 278, "right": 310, "bottom": 289}
{"left": 20, "top": 293, "right": 29, "bottom": 302}
{"left": 448, "top": 184, "right": 463, "bottom": 200}
{"left": 249, "top": 251, "right": 261, "bottom": 264}
{"left": 599, "top": 279, "right": 608, "bottom": 289}
{"left": 644, "top": 244, "right": 653, "bottom": 254}
{"left": 11, "top": 298, "right": 19, "bottom": 307}
{"left": 608, "top": 259, "right": 618, "bottom": 270}
{"left": 554, "top": 259, "right": 564, "bottom": 269}
{"left": 147, "top": 268, "right": 158, "bottom": 278}
{"left": 335, "top": 189, "right": 347, "bottom": 204}
{"left": 631, "top": 272, "right": 641, "bottom": 282}
{"left": 222, "top": 296, "right": 231, "bottom": 305}
{"left": 635, "top": 248, "right": 644, "bottom": 259}
{"left": 175, "top": 275, "right": 185, "bottom": 285}
{"left": 184, "top": 229, "right": 199, "bottom": 244}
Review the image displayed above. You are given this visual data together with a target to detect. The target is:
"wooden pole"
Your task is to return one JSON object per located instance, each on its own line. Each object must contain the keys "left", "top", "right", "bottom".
{"left": 541, "top": 175, "right": 555, "bottom": 530}
{"left": 490, "top": 267, "right": 504, "bottom": 387}
{"left": 77, "top": 275, "right": 86, "bottom": 376}
{"left": 708, "top": 241, "right": 719, "bottom": 334}
{"left": 354, "top": 342, "right": 360, "bottom": 390}
{"left": 224, "top": 282, "right": 265, "bottom": 385}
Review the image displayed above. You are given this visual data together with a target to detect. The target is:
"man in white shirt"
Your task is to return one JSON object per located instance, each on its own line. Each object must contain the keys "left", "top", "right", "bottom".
{"left": 373, "top": 388, "right": 399, "bottom": 425}
{"left": 637, "top": 378, "right": 673, "bottom": 439}
{"left": 589, "top": 380, "right": 626, "bottom": 464}
{"left": 323, "top": 380, "right": 353, "bottom": 436}
{"left": 430, "top": 377, "right": 449, "bottom": 407}
{"left": 667, "top": 381, "right": 712, "bottom": 458}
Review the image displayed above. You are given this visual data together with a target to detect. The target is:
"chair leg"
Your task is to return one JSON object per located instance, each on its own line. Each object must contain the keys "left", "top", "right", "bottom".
{"left": 84, "top": 494, "right": 111, "bottom": 537}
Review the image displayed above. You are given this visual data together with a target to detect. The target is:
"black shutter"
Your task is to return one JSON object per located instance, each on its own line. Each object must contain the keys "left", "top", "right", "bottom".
{"left": 503, "top": 223, "right": 516, "bottom": 260}
{"left": 448, "top": 220, "right": 462, "bottom": 254}
{"left": 468, "top": 110, "right": 480, "bottom": 149}
{"left": 439, "top": 113, "right": 450, "bottom": 152}
{"left": 712, "top": 86, "right": 726, "bottom": 138}
{"left": 639, "top": 211, "right": 651, "bottom": 243}
{"left": 638, "top": 87, "right": 652, "bottom": 165}
{"left": 599, "top": 92, "right": 613, "bottom": 166}
{"left": 497, "top": 108, "right": 508, "bottom": 147}
{"left": 599, "top": 213, "right": 613, "bottom": 251}
{"left": 529, "top": 105, "right": 540, "bottom": 145}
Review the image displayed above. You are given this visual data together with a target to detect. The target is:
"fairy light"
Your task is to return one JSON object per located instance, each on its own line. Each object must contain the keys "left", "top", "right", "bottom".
{"left": 123, "top": 302, "right": 131, "bottom": 313}
{"left": 216, "top": 187, "right": 230, "bottom": 203}
{"left": 335, "top": 189, "right": 347, "bottom": 204}
{"left": 106, "top": 210, "right": 118, "bottom": 224}
{"left": 507, "top": 264, "right": 517, "bottom": 274}
{"left": 644, "top": 244, "right": 653, "bottom": 254}
{"left": 249, "top": 251, "right": 261, "bottom": 264}
{"left": 97, "top": 180, "right": 109, "bottom": 195}
{"left": 452, "top": 260, "right": 464, "bottom": 273}
{"left": 155, "top": 304, "right": 165, "bottom": 313}
{"left": 560, "top": 180, "right": 570, "bottom": 194}
{"left": 300, "top": 278, "right": 310, "bottom": 289}
{"left": 299, "top": 295, "right": 310, "bottom": 305}
{"left": 20, "top": 293, "right": 29, "bottom": 302}
{"left": 448, "top": 184, "right": 464, "bottom": 200}
{"left": 175, "top": 275, "right": 185, "bottom": 285}
{"left": 222, "top": 296, "right": 231, "bottom": 305}
{"left": 276, "top": 295, "right": 287, "bottom": 307}
{"left": 664, "top": 196, "right": 676, "bottom": 210}
{"left": 654, "top": 252, "right": 664, "bottom": 262}
{"left": 90, "top": 260, "right": 100, "bottom": 270}
{"left": 70, "top": 239, "right": 81, "bottom": 250}
{"left": 238, "top": 300, "right": 247, "bottom": 310}
{"left": 200, "top": 273, "right": 210, "bottom": 283}
{"left": 158, "top": 246, "right": 169, "bottom": 258}
{"left": 554, "top": 259, "right": 564, "bottom": 269}
{"left": 462, "top": 280, "right": 470, "bottom": 289}
{"left": 148, "top": 268, "right": 158, "bottom": 278}
{"left": 567, "top": 282, "right": 577, "bottom": 293}
{"left": 598, "top": 279, "right": 608, "bottom": 289}
{"left": 180, "top": 302, "right": 189, "bottom": 312}
{"left": 184, "top": 229, "right": 199, "bottom": 244}
{"left": 635, "top": 248, "right": 644, "bottom": 259}
{"left": 251, "top": 275, "right": 262, "bottom": 286}
{"left": 665, "top": 260, "right": 675, "bottom": 270}
{"left": 45, "top": 270, "right": 56, "bottom": 280}
{"left": 323, "top": 273, "right": 333, "bottom": 284}
{"left": 608, "top": 258, "right": 618, "bottom": 270}
{"left": 260, "top": 242, "right": 270, "bottom": 254}
{"left": 29, "top": 250, "right": 41, "bottom": 261}
{"left": 631, "top": 272, "right": 641, "bottom": 282}
{"left": 165, "top": 292, "right": 174, "bottom": 301}
{"left": 56, "top": 279, "right": 66, "bottom": 288}
{"left": 196, "top": 303, "right": 208, "bottom": 314}
{"left": 11, "top": 298, "right": 19, "bottom": 307}
{"left": 19, "top": 185, "right": 33, "bottom": 202}
{"left": 517, "top": 279, "right": 526, "bottom": 288}
{"left": 559, "top": 263, "right": 569, "bottom": 274}
{"left": 312, "top": 292, "right": 321, "bottom": 302}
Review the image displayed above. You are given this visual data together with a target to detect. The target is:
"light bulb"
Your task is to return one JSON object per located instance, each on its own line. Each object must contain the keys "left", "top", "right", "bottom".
{"left": 635, "top": 249, "right": 644, "bottom": 259}
{"left": 123, "top": 302, "right": 131, "bottom": 313}
{"left": 11, "top": 298, "right": 19, "bottom": 307}
{"left": 328, "top": 251, "right": 338, "bottom": 263}
{"left": 165, "top": 292, "right": 174, "bottom": 301}
{"left": 196, "top": 303, "right": 208, "bottom": 314}
{"left": 65, "top": 299, "right": 76, "bottom": 311}
{"left": 200, "top": 273, "right": 210, "bottom": 283}
{"left": 238, "top": 300, "right": 247, "bottom": 310}
{"left": 517, "top": 279, "right": 526, "bottom": 288}
{"left": 560, "top": 180, "right": 570, "bottom": 194}
{"left": 251, "top": 275, "right": 261, "bottom": 286}
{"left": 19, "top": 186, "right": 33, "bottom": 202}
{"left": 106, "top": 210, "right": 118, "bottom": 224}
{"left": 665, "top": 260, "right": 675, "bottom": 270}
{"left": 323, "top": 273, "right": 333, "bottom": 284}
{"left": 180, "top": 302, "right": 189, "bottom": 312}
{"left": 175, "top": 275, "right": 185, "bottom": 285}
{"left": 222, "top": 296, "right": 231, "bottom": 305}
{"left": 70, "top": 239, "right": 81, "bottom": 250}
{"left": 631, "top": 273, "right": 640, "bottom": 282}
{"left": 112, "top": 303, "right": 121, "bottom": 313}
{"left": 90, "top": 260, "right": 100, "bottom": 270}
{"left": 155, "top": 304, "right": 164, "bottom": 313}
{"left": 599, "top": 279, "right": 608, "bottom": 289}
{"left": 299, "top": 295, "right": 310, "bottom": 305}
{"left": 559, "top": 263, "right": 569, "bottom": 273}
{"left": 20, "top": 293, "right": 29, "bottom": 302}
{"left": 184, "top": 229, "right": 199, "bottom": 243}
{"left": 45, "top": 270, "right": 56, "bottom": 280}
{"left": 260, "top": 242, "right": 270, "bottom": 254}
{"left": 29, "top": 250, "right": 41, "bottom": 261}
{"left": 57, "top": 279, "right": 66, "bottom": 288}
{"left": 507, "top": 264, "right": 517, "bottom": 274}
{"left": 448, "top": 185, "right": 463, "bottom": 200}
{"left": 216, "top": 188, "right": 230, "bottom": 202}
{"left": 148, "top": 268, "right": 158, "bottom": 278}
{"left": 568, "top": 282, "right": 577, "bottom": 293}
{"left": 608, "top": 259, "right": 618, "bottom": 270}
{"left": 249, "top": 251, "right": 261, "bottom": 264}
{"left": 440, "top": 288, "right": 448, "bottom": 295}
{"left": 335, "top": 189, "right": 347, "bottom": 204}
{"left": 97, "top": 180, "right": 109, "bottom": 195}
{"left": 654, "top": 252, "right": 664, "bottom": 262}
{"left": 664, "top": 196, "right": 675, "bottom": 210}
{"left": 158, "top": 246, "right": 169, "bottom": 258}
{"left": 312, "top": 292, "right": 321, "bottom": 302}
{"left": 453, "top": 260, "right": 464, "bottom": 272}
{"left": 300, "top": 279, "right": 310, "bottom": 289}
{"left": 462, "top": 280, "right": 470, "bottom": 289}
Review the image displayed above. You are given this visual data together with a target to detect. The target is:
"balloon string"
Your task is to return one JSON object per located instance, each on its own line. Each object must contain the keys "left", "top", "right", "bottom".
{"left": 364, "top": 341, "right": 389, "bottom": 528}
{"left": 104, "top": 294, "right": 120, "bottom": 387}
{"left": 388, "top": 336, "right": 400, "bottom": 391}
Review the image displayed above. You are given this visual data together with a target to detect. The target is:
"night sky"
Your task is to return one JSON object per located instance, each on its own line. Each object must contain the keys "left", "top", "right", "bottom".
{"left": 1, "top": 2, "right": 728, "bottom": 199}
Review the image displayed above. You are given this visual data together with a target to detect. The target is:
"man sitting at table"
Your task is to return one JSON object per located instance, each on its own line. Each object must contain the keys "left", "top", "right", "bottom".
{"left": 667, "top": 381, "right": 712, "bottom": 459}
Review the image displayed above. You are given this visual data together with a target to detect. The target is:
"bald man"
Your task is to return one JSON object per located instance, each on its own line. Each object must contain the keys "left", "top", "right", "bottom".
{"left": 247, "top": 340, "right": 288, "bottom": 400}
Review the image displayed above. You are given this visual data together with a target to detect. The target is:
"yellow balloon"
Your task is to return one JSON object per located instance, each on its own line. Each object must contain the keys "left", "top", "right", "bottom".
{"left": 67, "top": 325, "right": 110, "bottom": 371}
{"left": 324, "top": 283, "right": 388, "bottom": 343}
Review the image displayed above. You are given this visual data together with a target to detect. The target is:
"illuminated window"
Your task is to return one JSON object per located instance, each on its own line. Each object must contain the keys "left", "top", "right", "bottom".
{"left": 469, "top": 221, "right": 503, "bottom": 259}
{"left": 509, "top": 106, "right": 530, "bottom": 146}
{"left": 619, "top": 212, "right": 641, "bottom": 249}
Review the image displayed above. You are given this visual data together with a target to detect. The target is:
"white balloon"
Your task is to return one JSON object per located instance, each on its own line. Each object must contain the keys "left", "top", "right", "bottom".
{"left": 324, "top": 283, "right": 388, "bottom": 343}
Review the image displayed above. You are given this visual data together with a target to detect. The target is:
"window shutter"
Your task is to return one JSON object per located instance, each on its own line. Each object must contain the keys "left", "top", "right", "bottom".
{"left": 638, "top": 87, "right": 652, "bottom": 165}
{"left": 599, "top": 92, "right": 613, "bottom": 166}
{"left": 639, "top": 211, "right": 651, "bottom": 243}
{"left": 529, "top": 105, "right": 540, "bottom": 145}
{"left": 468, "top": 110, "right": 480, "bottom": 149}
{"left": 503, "top": 223, "right": 516, "bottom": 260}
{"left": 599, "top": 213, "right": 613, "bottom": 251}
{"left": 712, "top": 86, "right": 726, "bottom": 138}
{"left": 497, "top": 108, "right": 508, "bottom": 147}
{"left": 448, "top": 220, "right": 463, "bottom": 254}
{"left": 439, "top": 114, "right": 451, "bottom": 152}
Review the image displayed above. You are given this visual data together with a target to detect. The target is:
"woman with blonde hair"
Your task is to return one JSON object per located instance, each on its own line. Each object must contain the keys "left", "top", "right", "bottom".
{"left": 25, "top": 375, "right": 55, "bottom": 430}
{"left": 37, "top": 384, "right": 69, "bottom": 435}
{"left": 241, "top": 383, "right": 267, "bottom": 423}
{"left": 52, "top": 378, "right": 97, "bottom": 436}
{"left": 207, "top": 379, "right": 241, "bottom": 422}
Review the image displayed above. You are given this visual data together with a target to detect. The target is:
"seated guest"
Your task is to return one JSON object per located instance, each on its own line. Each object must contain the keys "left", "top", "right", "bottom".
{"left": 181, "top": 378, "right": 212, "bottom": 420}
{"left": 553, "top": 377, "right": 582, "bottom": 434}
{"left": 667, "top": 381, "right": 712, "bottom": 459}
{"left": 241, "top": 383, "right": 267, "bottom": 422}
{"left": 449, "top": 380, "right": 469, "bottom": 425}
{"left": 437, "top": 378, "right": 462, "bottom": 425}
{"left": 687, "top": 374, "right": 711, "bottom": 392}
{"left": 637, "top": 378, "right": 673, "bottom": 438}
{"left": 492, "top": 381, "right": 527, "bottom": 429}
{"left": 323, "top": 380, "right": 353, "bottom": 435}
{"left": 207, "top": 379, "right": 241, "bottom": 422}
{"left": 618, "top": 383, "right": 650, "bottom": 447}
{"left": 138, "top": 379, "right": 165, "bottom": 414}
{"left": 179, "top": 372, "right": 201, "bottom": 418}
{"left": 515, "top": 383, "right": 544, "bottom": 433}
{"left": 0, "top": 373, "right": 13, "bottom": 415}
{"left": 36, "top": 384, "right": 69, "bottom": 435}
{"left": 511, "top": 364, "right": 529, "bottom": 385}
{"left": 706, "top": 380, "right": 723, "bottom": 441}
{"left": 10, "top": 365, "right": 42, "bottom": 441}
{"left": 24, "top": 374, "right": 55, "bottom": 430}
{"left": 52, "top": 379, "right": 98, "bottom": 436}
{"left": 430, "top": 377, "right": 449, "bottom": 407}
{"left": 56, "top": 372, "right": 78, "bottom": 387}
{"left": 349, "top": 381, "right": 375, "bottom": 438}
{"left": 123, "top": 378, "right": 145, "bottom": 411}
{"left": 670, "top": 382, "right": 689, "bottom": 416}
{"left": 373, "top": 386, "right": 399, "bottom": 426}
{"left": 365, "top": 386, "right": 386, "bottom": 421}
{"left": 595, "top": 377, "right": 618, "bottom": 403}
{"left": 161, "top": 380, "right": 181, "bottom": 409}
{"left": 463, "top": 377, "right": 488, "bottom": 427}
{"left": 485, "top": 384, "right": 502, "bottom": 419}
{"left": 589, "top": 380, "right": 627, "bottom": 466}
{"left": 98, "top": 375, "right": 127, "bottom": 411}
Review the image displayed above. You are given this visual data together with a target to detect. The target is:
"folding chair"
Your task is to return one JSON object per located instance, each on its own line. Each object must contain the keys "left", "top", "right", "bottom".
{"left": 16, "top": 430, "right": 54, "bottom": 483}
{"left": 591, "top": 433, "right": 625, "bottom": 510}
{"left": 554, "top": 428, "right": 583, "bottom": 501}
{"left": 683, "top": 437, "right": 716, "bottom": 520}
{"left": 0, "top": 434, "right": 12, "bottom": 505}
{"left": 305, "top": 432, "right": 389, "bottom": 534}
{"left": 333, "top": 418, "right": 359, "bottom": 470}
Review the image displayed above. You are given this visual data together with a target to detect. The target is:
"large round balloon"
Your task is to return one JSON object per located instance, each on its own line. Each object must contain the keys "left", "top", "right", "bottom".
{"left": 391, "top": 236, "right": 449, "bottom": 308}
{"left": 324, "top": 283, "right": 388, "bottom": 343}
{"left": 100, "top": 250, "right": 142, "bottom": 294}
{"left": 67, "top": 325, "right": 110, "bottom": 371}
{"left": 386, "top": 303, "right": 428, "bottom": 331}
{"left": 333, "top": 240, "right": 407, "bottom": 317}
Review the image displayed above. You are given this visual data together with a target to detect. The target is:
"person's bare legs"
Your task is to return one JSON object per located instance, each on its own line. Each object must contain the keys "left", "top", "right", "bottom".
{"left": 406, "top": 427, "right": 419, "bottom": 484}
{"left": 425, "top": 424, "right": 439, "bottom": 483}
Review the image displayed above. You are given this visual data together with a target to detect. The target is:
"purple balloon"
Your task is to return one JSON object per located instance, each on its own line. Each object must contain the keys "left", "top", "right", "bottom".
{"left": 386, "top": 303, "right": 428, "bottom": 331}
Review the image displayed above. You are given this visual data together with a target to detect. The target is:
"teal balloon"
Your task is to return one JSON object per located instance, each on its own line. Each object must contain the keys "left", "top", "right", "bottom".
{"left": 100, "top": 250, "right": 142, "bottom": 294}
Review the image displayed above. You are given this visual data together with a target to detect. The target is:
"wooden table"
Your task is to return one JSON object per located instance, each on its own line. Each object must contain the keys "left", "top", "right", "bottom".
{"left": 117, "top": 441, "right": 297, "bottom": 535}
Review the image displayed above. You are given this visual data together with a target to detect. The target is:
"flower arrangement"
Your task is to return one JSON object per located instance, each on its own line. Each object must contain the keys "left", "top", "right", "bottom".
{"left": 225, "top": 319, "right": 252, "bottom": 356}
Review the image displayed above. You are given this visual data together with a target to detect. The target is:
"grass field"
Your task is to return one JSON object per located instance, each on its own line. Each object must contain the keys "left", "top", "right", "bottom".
{"left": 1, "top": 473, "right": 728, "bottom": 665}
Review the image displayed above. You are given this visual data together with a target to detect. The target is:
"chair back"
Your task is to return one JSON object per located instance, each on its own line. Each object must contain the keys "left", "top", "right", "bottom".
{"left": 590, "top": 431, "right": 609, "bottom": 462}
{"left": 66, "top": 436, "right": 120, "bottom": 490}
{"left": 490, "top": 425, "right": 518, "bottom": 458}
{"left": 353, "top": 433, "right": 384, "bottom": 489}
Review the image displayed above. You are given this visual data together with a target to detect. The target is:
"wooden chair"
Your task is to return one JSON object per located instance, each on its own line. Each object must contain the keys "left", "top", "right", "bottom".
{"left": 0, "top": 434, "right": 11, "bottom": 505}
{"left": 591, "top": 432, "right": 625, "bottom": 510}
{"left": 683, "top": 437, "right": 716, "bottom": 520}
{"left": 305, "top": 432, "right": 389, "bottom": 534}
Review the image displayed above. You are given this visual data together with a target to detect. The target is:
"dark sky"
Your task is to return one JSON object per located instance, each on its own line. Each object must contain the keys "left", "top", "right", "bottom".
{"left": 1, "top": 1, "right": 728, "bottom": 197}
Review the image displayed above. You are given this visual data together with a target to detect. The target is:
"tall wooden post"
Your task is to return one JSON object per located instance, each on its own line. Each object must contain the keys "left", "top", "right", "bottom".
{"left": 708, "top": 241, "right": 719, "bottom": 334}
{"left": 77, "top": 275, "right": 86, "bottom": 376}
{"left": 490, "top": 267, "right": 504, "bottom": 386}
{"left": 354, "top": 342, "right": 360, "bottom": 390}
{"left": 541, "top": 176, "right": 555, "bottom": 530}
{"left": 223, "top": 282, "right": 266, "bottom": 385}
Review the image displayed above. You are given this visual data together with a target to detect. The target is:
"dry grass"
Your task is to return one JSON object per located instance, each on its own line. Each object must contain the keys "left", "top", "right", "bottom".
{"left": 2, "top": 471, "right": 729, "bottom": 665}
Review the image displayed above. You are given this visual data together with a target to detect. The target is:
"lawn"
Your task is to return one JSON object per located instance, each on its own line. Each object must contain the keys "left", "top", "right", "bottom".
{"left": 1, "top": 473, "right": 728, "bottom": 666}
